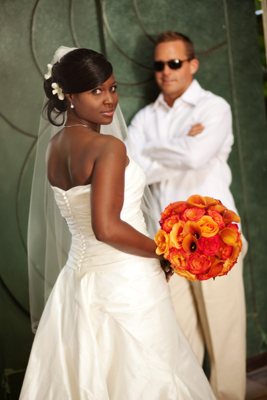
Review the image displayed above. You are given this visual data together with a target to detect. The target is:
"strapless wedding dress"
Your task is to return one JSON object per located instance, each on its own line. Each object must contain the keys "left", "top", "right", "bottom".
{"left": 20, "top": 158, "right": 215, "bottom": 400}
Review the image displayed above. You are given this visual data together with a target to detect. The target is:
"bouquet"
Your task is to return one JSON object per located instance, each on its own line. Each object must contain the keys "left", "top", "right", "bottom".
{"left": 155, "top": 195, "right": 242, "bottom": 281}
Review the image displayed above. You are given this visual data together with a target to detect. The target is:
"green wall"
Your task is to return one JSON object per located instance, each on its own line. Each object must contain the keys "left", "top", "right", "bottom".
{"left": 0, "top": 0, "right": 267, "bottom": 398}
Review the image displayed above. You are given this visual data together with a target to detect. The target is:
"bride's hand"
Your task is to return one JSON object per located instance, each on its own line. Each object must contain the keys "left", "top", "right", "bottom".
{"left": 160, "top": 259, "right": 174, "bottom": 282}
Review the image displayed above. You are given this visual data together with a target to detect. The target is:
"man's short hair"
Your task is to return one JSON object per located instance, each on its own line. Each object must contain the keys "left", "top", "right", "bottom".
{"left": 155, "top": 31, "right": 195, "bottom": 60}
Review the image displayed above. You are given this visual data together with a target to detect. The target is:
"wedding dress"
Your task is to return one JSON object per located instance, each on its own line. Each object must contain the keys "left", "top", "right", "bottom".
{"left": 20, "top": 157, "right": 215, "bottom": 400}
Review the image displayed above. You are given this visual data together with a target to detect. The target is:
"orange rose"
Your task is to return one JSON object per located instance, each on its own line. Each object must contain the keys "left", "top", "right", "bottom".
{"left": 188, "top": 253, "right": 211, "bottom": 274}
{"left": 167, "top": 248, "right": 188, "bottom": 270}
{"left": 173, "top": 267, "right": 198, "bottom": 282}
{"left": 159, "top": 205, "right": 176, "bottom": 224}
{"left": 169, "top": 201, "right": 188, "bottom": 214}
{"left": 198, "top": 216, "right": 219, "bottom": 237}
{"left": 154, "top": 230, "right": 170, "bottom": 256}
{"left": 230, "top": 243, "right": 241, "bottom": 262}
{"left": 207, "top": 210, "right": 225, "bottom": 229}
{"left": 161, "top": 214, "right": 180, "bottom": 233}
{"left": 197, "top": 257, "right": 224, "bottom": 280}
{"left": 170, "top": 221, "right": 185, "bottom": 249}
{"left": 220, "top": 258, "right": 237, "bottom": 276}
{"left": 181, "top": 207, "right": 206, "bottom": 222}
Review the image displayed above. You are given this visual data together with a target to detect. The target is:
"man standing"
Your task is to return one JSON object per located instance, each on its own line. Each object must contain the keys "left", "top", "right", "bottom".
{"left": 128, "top": 31, "right": 247, "bottom": 400}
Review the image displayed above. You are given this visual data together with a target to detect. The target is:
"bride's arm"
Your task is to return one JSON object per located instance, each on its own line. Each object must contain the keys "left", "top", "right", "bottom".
{"left": 91, "top": 137, "right": 161, "bottom": 260}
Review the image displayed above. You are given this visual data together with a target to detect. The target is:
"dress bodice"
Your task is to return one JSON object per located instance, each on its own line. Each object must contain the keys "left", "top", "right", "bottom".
{"left": 51, "top": 158, "right": 148, "bottom": 270}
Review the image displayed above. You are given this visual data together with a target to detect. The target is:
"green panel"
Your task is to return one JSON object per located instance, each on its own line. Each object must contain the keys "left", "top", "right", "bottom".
{"left": 0, "top": 0, "right": 267, "bottom": 397}
{"left": 226, "top": 0, "right": 267, "bottom": 354}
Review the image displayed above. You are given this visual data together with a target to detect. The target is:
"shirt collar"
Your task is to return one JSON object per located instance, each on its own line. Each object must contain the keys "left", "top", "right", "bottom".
{"left": 152, "top": 79, "right": 202, "bottom": 111}
{"left": 180, "top": 79, "right": 202, "bottom": 106}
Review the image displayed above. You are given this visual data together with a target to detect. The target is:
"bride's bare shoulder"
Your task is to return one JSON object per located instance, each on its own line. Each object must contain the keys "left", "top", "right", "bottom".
{"left": 97, "top": 133, "right": 126, "bottom": 151}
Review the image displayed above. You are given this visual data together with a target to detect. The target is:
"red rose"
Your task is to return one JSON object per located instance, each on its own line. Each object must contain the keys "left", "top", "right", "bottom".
{"left": 197, "top": 257, "right": 224, "bottom": 280}
{"left": 219, "top": 242, "right": 233, "bottom": 261}
{"left": 181, "top": 207, "right": 205, "bottom": 222}
{"left": 207, "top": 210, "right": 225, "bottom": 229}
{"left": 198, "top": 235, "right": 221, "bottom": 256}
{"left": 227, "top": 223, "right": 239, "bottom": 232}
{"left": 188, "top": 254, "right": 211, "bottom": 274}
{"left": 159, "top": 205, "right": 176, "bottom": 225}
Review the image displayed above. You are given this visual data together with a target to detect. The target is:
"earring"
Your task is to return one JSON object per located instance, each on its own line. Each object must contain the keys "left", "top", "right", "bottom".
{"left": 70, "top": 103, "right": 74, "bottom": 109}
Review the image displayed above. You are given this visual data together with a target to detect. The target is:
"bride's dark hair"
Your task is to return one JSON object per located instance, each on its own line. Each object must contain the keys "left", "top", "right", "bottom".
{"left": 43, "top": 48, "right": 113, "bottom": 126}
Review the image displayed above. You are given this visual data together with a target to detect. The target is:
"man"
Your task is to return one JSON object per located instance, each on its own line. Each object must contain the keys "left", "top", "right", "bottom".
{"left": 128, "top": 31, "right": 247, "bottom": 400}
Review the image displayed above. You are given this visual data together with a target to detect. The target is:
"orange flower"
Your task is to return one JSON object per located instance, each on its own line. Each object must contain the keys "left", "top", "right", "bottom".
{"left": 159, "top": 204, "right": 176, "bottom": 224}
{"left": 203, "top": 197, "right": 221, "bottom": 207}
{"left": 183, "top": 221, "right": 202, "bottom": 240}
{"left": 181, "top": 207, "right": 206, "bottom": 222}
{"left": 197, "top": 257, "right": 224, "bottom": 280}
{"left": 170, "top": 221, "right": 185, "bottom": 249}
{"left": 208, "top": 204, "right": 227, "bottom": 213}
{"left": 222, "top": 209, "right": 240, "bottom": 225}
{"left": 173, "top": 267, "right": 198, "bottom": 282}
{"left": 227, "top": 223, "right": 238, "bottom": 231}
{"left": 217, "top": 243, "right": 240, "bottom": 276}
{"left": 154, "top": 230, "right": 170, "bottom": 256}
{"left": 187, "top": 194, "right": 207, "bottom": 208}
{"left": 161, "top": 214, "right": 180, "bottom": 233}
{"left": 219, "top": 242, "right": 233, "bottom": 261}
{"left": 182, "top": 234, "right": 199, "bottom": 255}
{"left": 188, "top": 253, "right": 211, "bottom": 274}
{"left": 169, "top": 201, "right": 188, "bottom": 214}
{"left": 220, "top": 258, "right": 237, "bottom": 276}
{"left": 230, "top": 243, "right": 241, "bottom": 262}
{"left": 220, "top": 227, "right": 238, "bottom": 246}
{"left": 167, "top": 248, "right": 188, "bottom": 270}
{"left": 207, "top": 210, "right": 225, "bottom": 229}
{"left": 198, "top": 216, "right": 219, "bottom": 237}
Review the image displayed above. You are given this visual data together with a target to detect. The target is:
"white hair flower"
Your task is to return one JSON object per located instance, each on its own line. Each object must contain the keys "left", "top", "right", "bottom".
{"left": 44, "top": 64, "right": 52, "bottom": 80}
{"left": 51, "top": 82, "right": 65, "bottom": 100}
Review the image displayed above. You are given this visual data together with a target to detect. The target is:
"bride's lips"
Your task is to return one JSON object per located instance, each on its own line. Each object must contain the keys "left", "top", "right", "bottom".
{"left": 101, "top": 109, "right": 115, "bottom": 117}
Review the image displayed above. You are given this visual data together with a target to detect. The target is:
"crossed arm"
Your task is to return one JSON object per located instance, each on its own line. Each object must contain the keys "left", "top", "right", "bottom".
{"left": 128, "top": 101, "right": 232, "bottom": 183}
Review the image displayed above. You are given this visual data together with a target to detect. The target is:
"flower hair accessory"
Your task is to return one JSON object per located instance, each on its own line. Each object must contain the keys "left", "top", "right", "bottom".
{"left": 44, "top": 64, "right": 52, "bottom": 80}
{"left": 51, "top": 82, "right": 64, "bottom": 100}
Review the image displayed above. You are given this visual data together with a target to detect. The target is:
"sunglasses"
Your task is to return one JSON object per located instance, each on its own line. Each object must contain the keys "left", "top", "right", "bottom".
{"left": 154, "top": 58, "right": 192, "bottom": 72}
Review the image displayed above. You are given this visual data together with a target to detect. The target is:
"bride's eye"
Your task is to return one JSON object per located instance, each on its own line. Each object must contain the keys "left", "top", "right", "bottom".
{"left": 110, "top": 85, "right": 117, "bottom": 92}
{"left": 92, "top": 88, "right": 102, "bottom": 95}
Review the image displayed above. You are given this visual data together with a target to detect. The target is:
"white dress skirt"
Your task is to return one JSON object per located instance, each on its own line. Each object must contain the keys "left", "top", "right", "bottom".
{"left": 20, "top": 158, "right": 216, "bottom": 400}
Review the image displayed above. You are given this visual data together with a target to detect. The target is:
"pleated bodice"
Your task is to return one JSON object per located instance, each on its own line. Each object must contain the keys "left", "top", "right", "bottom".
{"left": 51, "top": 158, "right": 148, "bottom": 269}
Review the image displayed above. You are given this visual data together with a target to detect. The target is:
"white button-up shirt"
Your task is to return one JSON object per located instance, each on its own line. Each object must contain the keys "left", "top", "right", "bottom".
{"left": 128, "top": 79, "right": 239, "bottom": 219}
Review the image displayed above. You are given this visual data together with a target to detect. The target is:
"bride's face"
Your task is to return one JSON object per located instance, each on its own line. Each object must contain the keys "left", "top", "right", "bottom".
{"left": 69, "top": 73, "right": 118, "bottom": 126}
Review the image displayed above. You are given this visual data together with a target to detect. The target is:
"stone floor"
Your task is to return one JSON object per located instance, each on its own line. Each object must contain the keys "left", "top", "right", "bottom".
{"left": 246, "top": 365, "right": 267, "bottom": 400}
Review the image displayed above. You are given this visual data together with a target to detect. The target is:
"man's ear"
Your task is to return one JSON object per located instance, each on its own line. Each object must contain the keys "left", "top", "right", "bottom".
{"left": 189, "top": 59, "right": 199, "bottom": 75}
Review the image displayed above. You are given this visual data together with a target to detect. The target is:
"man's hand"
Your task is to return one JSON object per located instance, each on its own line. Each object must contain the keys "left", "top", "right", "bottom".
{"left": 188, "top": 123, "right": 204, "bottom": 137}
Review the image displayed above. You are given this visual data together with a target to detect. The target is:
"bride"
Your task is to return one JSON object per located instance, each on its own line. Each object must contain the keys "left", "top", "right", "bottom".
{"left": 20, "top": 47, "right": 216, "bottom": 399}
